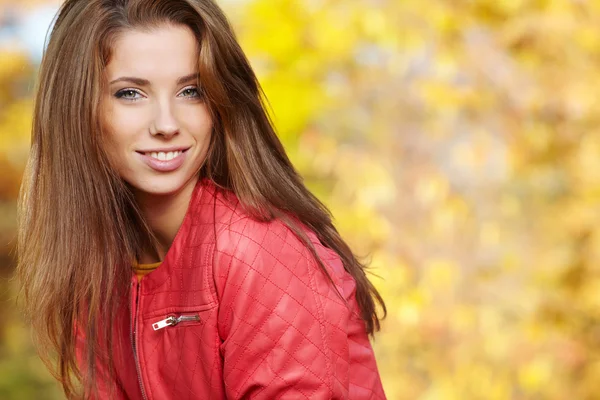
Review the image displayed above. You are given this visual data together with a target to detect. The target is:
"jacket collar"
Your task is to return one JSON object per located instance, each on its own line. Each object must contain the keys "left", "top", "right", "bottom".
{"left": 138, "top": 177, "right": 212, "bottom": 294}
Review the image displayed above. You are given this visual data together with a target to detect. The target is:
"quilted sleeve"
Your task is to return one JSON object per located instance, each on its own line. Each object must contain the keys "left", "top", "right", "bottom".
{"left": 213, "top": 217, "right": 356, "bottom": 399}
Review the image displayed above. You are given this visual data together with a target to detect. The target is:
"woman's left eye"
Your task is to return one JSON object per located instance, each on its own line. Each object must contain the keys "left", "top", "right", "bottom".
{"left": 179, "top": 87, "right": 200, "bottom": 98}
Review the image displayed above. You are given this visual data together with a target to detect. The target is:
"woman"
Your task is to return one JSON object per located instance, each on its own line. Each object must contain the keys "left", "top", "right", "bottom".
{"left": 16, "top": 0, "right": 386, "bottom": 398}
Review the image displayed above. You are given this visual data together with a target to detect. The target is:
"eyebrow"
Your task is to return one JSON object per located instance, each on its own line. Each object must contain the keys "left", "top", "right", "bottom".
{"left": 109, "top": 72, "right": 199, "bottom": 86}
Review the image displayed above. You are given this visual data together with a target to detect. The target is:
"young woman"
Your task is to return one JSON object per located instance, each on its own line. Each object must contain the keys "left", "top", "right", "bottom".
{"left": 16, "top": 0, "right": 386, "bottom": 398}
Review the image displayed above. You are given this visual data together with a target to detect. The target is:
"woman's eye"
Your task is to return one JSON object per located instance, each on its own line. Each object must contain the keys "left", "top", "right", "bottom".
{"left": 115, "top": 89, "right": 142, "bottom": 100}
{"left": 179, "top": 87, "right": 200, "bottom": 98}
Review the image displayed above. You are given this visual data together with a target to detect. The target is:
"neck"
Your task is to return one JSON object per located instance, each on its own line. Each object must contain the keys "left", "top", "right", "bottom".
{"left": 134, "top": 176, "right": 199, "bottom": 263}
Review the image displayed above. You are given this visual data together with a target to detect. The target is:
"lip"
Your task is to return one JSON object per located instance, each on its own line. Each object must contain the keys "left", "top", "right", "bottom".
{"left": 136, "top": 147, "right": 190, "bottom": 172}
{"left": 136, "top": 146, "right": 191, "bottom": 154}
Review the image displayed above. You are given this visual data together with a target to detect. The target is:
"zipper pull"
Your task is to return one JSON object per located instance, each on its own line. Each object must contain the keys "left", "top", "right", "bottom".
{"left": 152, "top": 314, "right": 201, "bottom": 331}
{"left": 152, "top": 316, "right": 176, "bottom": 330}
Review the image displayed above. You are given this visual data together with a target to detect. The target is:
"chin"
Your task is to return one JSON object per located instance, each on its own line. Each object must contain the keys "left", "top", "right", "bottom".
{"left": 128, "top": 173, "right": 198, "bottom": 197}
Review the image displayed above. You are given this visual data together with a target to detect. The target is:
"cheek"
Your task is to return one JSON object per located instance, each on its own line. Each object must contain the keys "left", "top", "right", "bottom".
{"left": 100, "top": 131, "right": 127, "bottom": 175}
{"left": 185, "top": 110, "right": 213, "bottom": 146}
{"left": 103, "top": 108, "right": 142, "bottom": 151}
{"left": 100, "top": 112, "right": 135, "bottom": 170}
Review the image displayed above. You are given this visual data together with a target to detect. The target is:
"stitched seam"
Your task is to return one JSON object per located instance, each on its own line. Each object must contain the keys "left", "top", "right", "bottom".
{"left": 221, "top": 220, "right": 269, "bottom": 386}
{"left": 204, "top": 242, "right": 217, "bottom": 305}
{"left": 216, "top": 218, "right": 251, "bottom": 347}
{"left": 206, "top": 304, "right": 220, "bottom": 391}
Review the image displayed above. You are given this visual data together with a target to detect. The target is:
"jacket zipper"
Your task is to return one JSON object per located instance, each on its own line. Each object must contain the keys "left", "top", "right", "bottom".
{"left": 152, "top": 314, "right": 201, "bottom": 330}
{"left": 131, "top": 280, "right": 148, "bottom": 400}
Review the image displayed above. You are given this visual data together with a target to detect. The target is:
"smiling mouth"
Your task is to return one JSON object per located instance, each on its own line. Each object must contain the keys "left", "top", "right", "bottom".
{"left": 136, "top": 148, "right": 189, "bottom": 161}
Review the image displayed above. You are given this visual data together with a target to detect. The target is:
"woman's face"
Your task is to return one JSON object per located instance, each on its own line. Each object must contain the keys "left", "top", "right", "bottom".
{"left": 101, "top": 24, "right": 212, "bottom": 196}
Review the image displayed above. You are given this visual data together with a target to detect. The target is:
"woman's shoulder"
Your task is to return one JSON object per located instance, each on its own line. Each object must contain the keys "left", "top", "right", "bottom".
{"left": 194, "top": 179, "right": 312, "bottom": 252}
{"left": 213, "top": 204, "right": 313, "bottom": 268}
{"left": 191, "top": 178, "right": 349, "bottom": 284}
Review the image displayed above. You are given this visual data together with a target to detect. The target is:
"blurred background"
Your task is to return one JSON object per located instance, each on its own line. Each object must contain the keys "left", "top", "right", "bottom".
{"left": 1, "top": 0, "right": 599, "bottom": 398}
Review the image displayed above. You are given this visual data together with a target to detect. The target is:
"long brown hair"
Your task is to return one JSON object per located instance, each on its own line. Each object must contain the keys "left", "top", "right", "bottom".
{"left": 16, "top": 0, "right": 386, "bottom": 397}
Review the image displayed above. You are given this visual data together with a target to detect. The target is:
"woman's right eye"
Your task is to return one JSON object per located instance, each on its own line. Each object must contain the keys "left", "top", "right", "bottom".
{"left": 115, "top": 89, "right": 142, "bottom": 100}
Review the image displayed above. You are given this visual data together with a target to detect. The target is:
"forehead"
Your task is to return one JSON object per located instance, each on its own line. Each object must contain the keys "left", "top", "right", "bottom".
{"left": 105, "top": 24, "right": 199, "bottom": 80}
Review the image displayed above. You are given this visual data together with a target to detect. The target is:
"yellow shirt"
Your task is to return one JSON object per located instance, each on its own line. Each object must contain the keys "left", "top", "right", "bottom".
{"left": 133, "top": 261, "right": 161, "bottom": 281}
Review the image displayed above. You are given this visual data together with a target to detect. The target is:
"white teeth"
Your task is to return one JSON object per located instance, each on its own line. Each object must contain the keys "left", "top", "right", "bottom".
{"left": 148, "top": 150, "right": 183, "bottom": 161}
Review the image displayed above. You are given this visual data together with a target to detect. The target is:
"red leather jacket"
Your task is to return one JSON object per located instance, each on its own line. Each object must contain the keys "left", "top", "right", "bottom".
{"left": 76, "top": 178, "right": 386, "bottom": 399}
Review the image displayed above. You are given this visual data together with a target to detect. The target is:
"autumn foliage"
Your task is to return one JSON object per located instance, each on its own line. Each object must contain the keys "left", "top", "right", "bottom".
{"left": 1, "top": 0, "right": 598, "bottom": 398}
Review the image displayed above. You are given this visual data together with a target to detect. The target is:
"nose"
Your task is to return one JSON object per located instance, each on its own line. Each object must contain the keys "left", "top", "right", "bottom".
{"left": 150, "top": 99, "right": 179, "bottom": 138}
